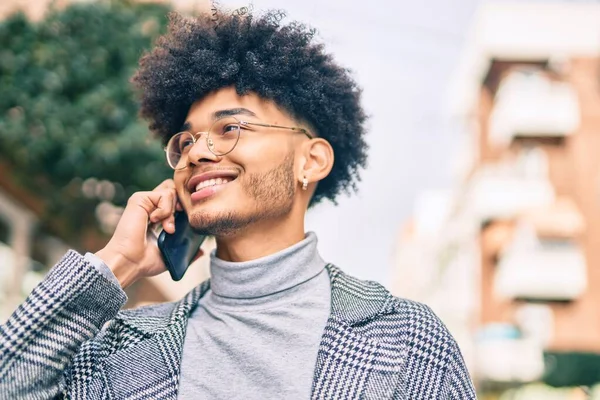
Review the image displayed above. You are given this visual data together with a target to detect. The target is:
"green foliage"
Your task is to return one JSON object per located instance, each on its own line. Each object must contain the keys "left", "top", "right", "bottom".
{"left": 0, "top": 0, "right": 174, "bottom": 244}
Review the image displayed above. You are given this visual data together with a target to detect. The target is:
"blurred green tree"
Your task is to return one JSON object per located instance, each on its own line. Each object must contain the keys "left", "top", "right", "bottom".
{"left": 0, "top": 0, "right": 173, "bottom": 247}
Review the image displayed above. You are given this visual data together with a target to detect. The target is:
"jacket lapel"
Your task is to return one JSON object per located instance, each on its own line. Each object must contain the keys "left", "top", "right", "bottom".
{"left": 97, "top": 280, "right": 209, "bottom": 400}
{"left": 93, "top": 265, "right": 404, "bottom": 399}
{"left": 311, "top": 265, "right": 405, "bottom": 400}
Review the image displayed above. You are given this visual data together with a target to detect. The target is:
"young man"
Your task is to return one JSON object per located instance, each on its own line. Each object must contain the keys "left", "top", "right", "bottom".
{"left": 0, "top": 10, "right": 476, "bottom": 400}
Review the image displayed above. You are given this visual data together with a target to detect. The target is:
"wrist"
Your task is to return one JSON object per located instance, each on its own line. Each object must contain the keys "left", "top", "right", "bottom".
{"left": 95, "top": 248, "right": 141, "bottom": 289}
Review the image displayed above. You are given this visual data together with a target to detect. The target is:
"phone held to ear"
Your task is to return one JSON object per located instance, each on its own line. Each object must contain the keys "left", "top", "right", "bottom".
{"left": 155, "top": 212, "right": 206, "bottom": 281}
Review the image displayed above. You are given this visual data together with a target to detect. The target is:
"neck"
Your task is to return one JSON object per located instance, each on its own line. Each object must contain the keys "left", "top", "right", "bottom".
{"left": 215, "top": 211, "right": 305, "bottom": 262}
{"left": 209, "top": 231, "right": 325, "bottom": 300}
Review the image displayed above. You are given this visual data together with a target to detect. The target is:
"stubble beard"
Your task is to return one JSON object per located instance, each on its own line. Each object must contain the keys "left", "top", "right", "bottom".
{"left": 189, "top": 152, "right": 296, "bottom": 237}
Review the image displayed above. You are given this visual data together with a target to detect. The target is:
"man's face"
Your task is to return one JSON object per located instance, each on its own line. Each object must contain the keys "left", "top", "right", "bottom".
{"left": 173, "top": 87, "right": 305, "bottom": 237}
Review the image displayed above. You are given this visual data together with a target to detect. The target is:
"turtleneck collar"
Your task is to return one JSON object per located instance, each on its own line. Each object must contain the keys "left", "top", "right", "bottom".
{"left": 209, "top": 232, "right": 325, "bottom": 300}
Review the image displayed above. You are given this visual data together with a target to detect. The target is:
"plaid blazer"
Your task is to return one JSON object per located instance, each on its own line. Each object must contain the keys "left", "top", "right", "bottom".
{"left": 1, "top": 251, "right": 476, "bottom": 399}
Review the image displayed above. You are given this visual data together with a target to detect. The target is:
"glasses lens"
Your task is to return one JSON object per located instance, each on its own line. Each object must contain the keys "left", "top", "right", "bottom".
{"left": 166, "top": 131, "right": 194, "bottom": 169}
{"left": 208, "top": 117, "right": 241, "bottom": 156}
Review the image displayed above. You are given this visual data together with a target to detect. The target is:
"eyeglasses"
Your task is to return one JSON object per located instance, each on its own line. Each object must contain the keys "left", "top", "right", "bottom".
{"left": 165, "top": 116, "right": 313, "bottom": 170}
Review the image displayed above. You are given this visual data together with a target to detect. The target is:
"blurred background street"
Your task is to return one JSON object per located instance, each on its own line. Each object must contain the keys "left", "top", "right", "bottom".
{"left": 1, "top": 0, "right": 600, "bottom": 398}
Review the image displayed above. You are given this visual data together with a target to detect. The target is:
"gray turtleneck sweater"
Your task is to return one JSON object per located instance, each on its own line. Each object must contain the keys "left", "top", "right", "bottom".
{"left": 178, "top": 232, "right": 330, "bottom": 399}
{"left": 89, "top": 232, "right": 331, "bottom": 399}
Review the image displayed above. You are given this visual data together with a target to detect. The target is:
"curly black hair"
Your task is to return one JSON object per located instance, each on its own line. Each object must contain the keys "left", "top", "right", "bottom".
{"left": 132, "top": 9, "right": 368, "bottom": 206}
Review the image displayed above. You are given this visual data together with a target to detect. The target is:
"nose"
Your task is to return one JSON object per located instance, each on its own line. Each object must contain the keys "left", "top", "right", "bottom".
{"left": 186, "top": 132, "right": 220, "bottom": 167}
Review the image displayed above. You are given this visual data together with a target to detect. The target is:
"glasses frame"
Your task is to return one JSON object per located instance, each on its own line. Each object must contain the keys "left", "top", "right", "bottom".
{"left": 165, "top": 116, "right": 314, "bottom": 170}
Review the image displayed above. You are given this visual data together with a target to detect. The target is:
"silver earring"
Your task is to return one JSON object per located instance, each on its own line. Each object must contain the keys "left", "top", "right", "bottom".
{"left": 302, "top": 177, "right": 308, "bottom": 191}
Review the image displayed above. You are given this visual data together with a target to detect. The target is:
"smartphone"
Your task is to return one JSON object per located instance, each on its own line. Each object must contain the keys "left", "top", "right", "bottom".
{"left": 156, "top": 212, "right": 206, "bottom": 281}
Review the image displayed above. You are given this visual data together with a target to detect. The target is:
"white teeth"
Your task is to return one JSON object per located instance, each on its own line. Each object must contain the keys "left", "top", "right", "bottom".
{"left": 195, "top": 177, "right": 232, "bottom": 192}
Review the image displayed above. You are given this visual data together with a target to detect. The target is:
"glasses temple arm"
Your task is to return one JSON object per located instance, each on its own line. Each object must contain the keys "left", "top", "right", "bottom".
{"left": 243, "top": 121, "right": 314, "bottom": 139}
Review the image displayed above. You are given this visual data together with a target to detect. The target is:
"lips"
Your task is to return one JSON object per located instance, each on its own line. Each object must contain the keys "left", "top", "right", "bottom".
{"left": 194, "top": 176, "right": 234, "bottom": 191}
{"left": 186, "top": 169, "right": 239, "bottom": 202}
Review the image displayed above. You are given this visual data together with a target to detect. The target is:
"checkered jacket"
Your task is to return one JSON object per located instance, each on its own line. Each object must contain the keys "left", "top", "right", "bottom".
{"left": 1, "top": 250, "right": 476, "bottom": 399}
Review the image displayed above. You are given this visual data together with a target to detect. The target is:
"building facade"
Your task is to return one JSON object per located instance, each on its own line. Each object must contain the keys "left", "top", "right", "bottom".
{"left": 393, "top": 2, "right": 600, "bottom": 396}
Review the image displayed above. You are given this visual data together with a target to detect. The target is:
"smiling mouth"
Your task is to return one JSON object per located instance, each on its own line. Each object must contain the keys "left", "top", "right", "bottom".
{"left": 193, "top": 177, "right": 235, "bottom": 192}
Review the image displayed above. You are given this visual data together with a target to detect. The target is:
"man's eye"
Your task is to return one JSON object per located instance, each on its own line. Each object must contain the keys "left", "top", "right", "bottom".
{"left": 220, "top": 124, "right": 239, "bottom": 135}
{"left": 179, "top": 139, "right": 194, "bottom": 151}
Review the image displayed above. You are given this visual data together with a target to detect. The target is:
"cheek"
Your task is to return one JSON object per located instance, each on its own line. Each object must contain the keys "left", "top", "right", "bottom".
{"left": 173, "top": 174, "right": 188, "bottom": 197}
{"left": 176, "top": 186, "right": 187, "bottom": 204}
{"left": 234, "top": 137, "right": 292, "bottom": 171}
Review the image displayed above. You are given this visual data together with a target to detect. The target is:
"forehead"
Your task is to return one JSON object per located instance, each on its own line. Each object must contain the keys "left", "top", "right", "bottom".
{"left": 184, "top": 87, "right": 290, "bottom": 129}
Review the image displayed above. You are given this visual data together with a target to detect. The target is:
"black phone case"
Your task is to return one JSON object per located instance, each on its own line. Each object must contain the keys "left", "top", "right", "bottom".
{"left": 157, "top": 212, "right": 206, "bottom": 281}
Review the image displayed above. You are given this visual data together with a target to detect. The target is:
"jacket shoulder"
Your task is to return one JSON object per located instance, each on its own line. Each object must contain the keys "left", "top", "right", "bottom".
{"left": 352, "top": 286, "right": 469, "bottom": 382}
{"left": 387, "top": 296, "right": 457, "bottom": 346}
{"left": 331, "top": 265, "right": 459, "bottom": 360}
{"left": 106, "top": 300, "right": 181, "bottom": 338}
{"left": 328, "top": 265, "right": 453, "bottom": 341}
{"left": 113, "top": 278, "right": 210, "bottom": 333}
{"left": 353, "top": 291, "right": 456, "bottom": 342}
{"left": 117, "top": 301, "right": 179, "bottom": 319}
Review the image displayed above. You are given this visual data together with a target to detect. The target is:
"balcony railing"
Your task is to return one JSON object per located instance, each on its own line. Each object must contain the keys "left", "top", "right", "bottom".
{"left": 494, "top": 230, "right": 587, "bottom": 301}
{"left": 489, "top": 70, "right": 580, "bottom": 146}
{"left": 465, "top": 166, "right": 555, "bottom": 222}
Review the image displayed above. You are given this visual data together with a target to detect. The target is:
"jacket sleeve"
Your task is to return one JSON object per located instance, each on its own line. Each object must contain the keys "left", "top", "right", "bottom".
{"left": 0, "top": 250, "right": 127, "bottom": 400}
{"left": 441, "top": 340, "right": 478, "bottom": 399}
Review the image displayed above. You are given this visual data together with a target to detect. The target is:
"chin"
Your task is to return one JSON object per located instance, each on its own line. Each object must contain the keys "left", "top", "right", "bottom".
{"left": 187, "top": 207, "right": 252, "bottom": 237}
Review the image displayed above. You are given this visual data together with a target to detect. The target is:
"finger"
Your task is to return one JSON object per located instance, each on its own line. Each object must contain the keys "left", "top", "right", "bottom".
{"left": 154, "top": 180, "right": 180, "bottom": 222}
{"left": 112, "top": 191, "right": 157, "bottom": 241}
{"left": 154, "top": 179, "right": 176, "bottom": 191}
{"left": 126, "top": 191, "right": 155, "bottom": 224}
{"left": 148, "top": 189, "right": 176, "bottom": 223}
{"left": 161, "top": 190, "right": 178, "bottom": 233}
{"left": 115, "top": 190, "right": 175, "bottom": 246}
{"left": 162, "top": 213, "right": 176, "bottom": 234}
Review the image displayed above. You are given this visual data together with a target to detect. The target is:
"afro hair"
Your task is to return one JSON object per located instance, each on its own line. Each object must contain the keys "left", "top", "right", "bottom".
{"left": 132, "top": 9, "right": 368, "bottom": 206}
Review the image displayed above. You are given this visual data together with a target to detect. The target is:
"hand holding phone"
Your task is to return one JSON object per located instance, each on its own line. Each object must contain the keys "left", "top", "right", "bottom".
{"left": 96, "top": 179, "right": 189, "bottom": 288}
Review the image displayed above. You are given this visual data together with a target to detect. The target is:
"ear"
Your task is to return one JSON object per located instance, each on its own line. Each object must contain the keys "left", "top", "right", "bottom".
{"left": 297, "top": 138, "right": 334, "bottom": 189}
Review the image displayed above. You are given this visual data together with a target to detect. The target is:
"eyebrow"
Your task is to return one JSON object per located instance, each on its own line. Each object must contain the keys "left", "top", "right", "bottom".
{"left": 213, "top": 108, "right": 257, "bottom": 120}
{"left": 180, "top": 108, "right": 258, "bottom": 132}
